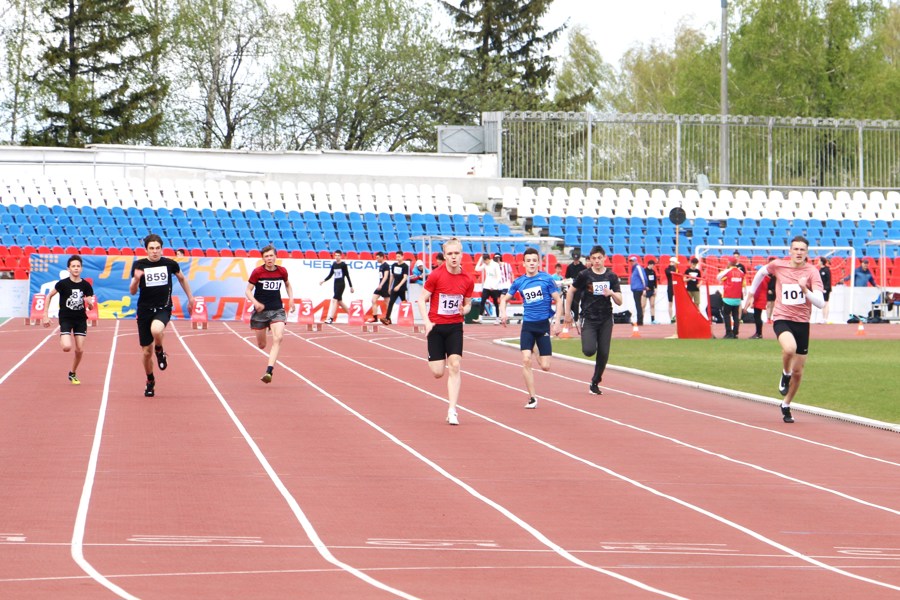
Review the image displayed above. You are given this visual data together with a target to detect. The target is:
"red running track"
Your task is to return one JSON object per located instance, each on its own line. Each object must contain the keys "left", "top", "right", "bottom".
{"left": 0, "top": 317, "right": 898, "bottom": 599}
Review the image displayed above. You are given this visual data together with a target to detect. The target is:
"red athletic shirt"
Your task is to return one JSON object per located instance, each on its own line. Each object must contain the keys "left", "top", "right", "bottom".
{"left": 423, "top": 266, "right": 474, "bottom": 325}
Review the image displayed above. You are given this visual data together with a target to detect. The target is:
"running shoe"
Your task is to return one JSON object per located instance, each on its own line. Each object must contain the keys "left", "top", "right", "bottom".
{"left": 325, "top": 318, "right": 333, "bottom": 324}
{"left": 781, "top": 405, "right": 794, "bottom": 423}
{"left": 525, "top": 397, "right": 538, "bottom": 409}
{"left": 155, "top": 346, "right": 167, "bottom": 371}
{"left": 68, "top": 372, "right": 80, "bottom": 385}
{"left": 749, "top": 334, "right": 762, "bottom": 339}
{"left": 589, "top": 383, "right": 602, "bottom": 395}
{"left": 365, "top": 317, "right": 377, "bottom": 323}
{"left": 261, "top": 372, "right": 273, "bottom": 384}
{"left": 380, "top": 317, "right": 392, "bottom": 325}
{"left": 447, "top": 411, "right": 459, "bottom": 426}
{"left": 778, "top": 372, "right": 791, "bottom": 396}
{"left": 144, "top": 379, "right": 155, "bottom": 397}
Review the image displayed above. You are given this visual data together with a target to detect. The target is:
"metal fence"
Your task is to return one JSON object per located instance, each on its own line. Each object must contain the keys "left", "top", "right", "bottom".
{"left": 484, "top": 111, "right": 900, "bottom": 191}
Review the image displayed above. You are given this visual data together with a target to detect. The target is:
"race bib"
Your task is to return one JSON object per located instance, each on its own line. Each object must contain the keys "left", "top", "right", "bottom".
{"left": 591, "top": 281, "right": 610, "bottom": 295}
{"left": 781, "top": 283, "right": 805, "bottom": 305}
{"left": 521, "top": 285, "right": 544, "bottom": 303}
{"left": 144, "top": 266, "right": 169, "bottom": 287}
{"left": 334, "top": 270, "right": 343, "bottom": 279}
{"left": 437, "top": 293, "right": 463, "bottom": 315}
{"left": 260, "top": 279, "right": 282, "bottom": 291}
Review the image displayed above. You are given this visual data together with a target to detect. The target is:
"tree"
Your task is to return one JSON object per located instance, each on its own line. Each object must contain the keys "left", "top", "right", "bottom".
{"left": 552, "top": 24, "right": 614, "bottom": 113}
{"left": 440, "top": 0, "right": 565, "bottom": 121}
{"left": 28, "top": 0, "right": 165, "bottom": 147}
{"left": 170, "top": 0, "right": 272, "bottom": 149}
{"left": 1, "top": 0, "right": 43, "bottom": 143}
{"left": 257, "top": 0, "right": 449, "bottom": 151}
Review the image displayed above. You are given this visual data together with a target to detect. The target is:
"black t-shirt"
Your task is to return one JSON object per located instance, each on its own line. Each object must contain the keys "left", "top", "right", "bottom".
{"left": 55, "top": 278, "right": 94, "bottom": 320}
{"left": 819, "top": 266, "right": 832, "bottom": 292}
{"left": 665, "top": 265, "right": 677, "bottom": 290}
{"left": 132, "top": 257, "right": 181, "bottom": 309}
{"left": 249, "top": 265, "right": 289, "bottom": 311}
{"left": 685, "top": 267, "right": 701, "bottom": 292}
{"left": 376, "top": 261, "right": 391, "bottom": 289}
{"left": 565, "top": 261, "right": 586, "bottom": 280}
{"left": 571, "top": 268, "right": 621, "bottom": 322}
{"left": 323, "top": 262, "right": 352, "bottom": 288}
{"left": 646, "top": 267, "right": 658, "bottom": 291}
{"left": 389, "top": 261, "right": 409, "bottom": 292}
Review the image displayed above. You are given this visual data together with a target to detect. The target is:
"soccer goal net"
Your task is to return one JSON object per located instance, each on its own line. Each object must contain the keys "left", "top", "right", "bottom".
{"left": 694, "top": 244, "right": 859, "bottom": 324}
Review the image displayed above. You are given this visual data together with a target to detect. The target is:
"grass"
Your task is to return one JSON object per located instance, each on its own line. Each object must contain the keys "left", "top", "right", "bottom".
{"left": 551, "top": 338, "right": 900, "bottom": 425}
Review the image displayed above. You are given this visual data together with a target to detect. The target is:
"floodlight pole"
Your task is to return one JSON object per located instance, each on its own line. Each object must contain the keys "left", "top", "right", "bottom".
{"left": 719, "top": 0, "right": 730, "bottom": 186}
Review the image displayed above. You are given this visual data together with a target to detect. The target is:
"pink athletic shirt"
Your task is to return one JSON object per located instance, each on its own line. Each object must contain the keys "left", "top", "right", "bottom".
{"left": 766, "top": 259, "right": 823, "bottom": 323}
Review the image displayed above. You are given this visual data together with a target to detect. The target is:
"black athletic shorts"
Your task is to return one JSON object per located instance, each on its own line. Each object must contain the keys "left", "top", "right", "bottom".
{"left": 374, "top": 286, "right": 390, "bottom": 299}
{"left": 427, "top": 322, "right": 464, "bottom": 361}
{"left": 59, "top": 316, "right": 88, "bottom": 336}
{"left": 137, "top": 306, "right": 172, "bottom": 347}
{"left": 773, "top": 320, "right": 810, "bottom": 355}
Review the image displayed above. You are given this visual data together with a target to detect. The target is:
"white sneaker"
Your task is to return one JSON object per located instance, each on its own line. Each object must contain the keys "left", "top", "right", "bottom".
{"left": 525, "top": 397, "right": 538, "bottom": 409}
{"left": 325, "top": 318, "right": 333, "bottom": 324}
{"left": 447, "top": 411, "right": 459, "bottom": 426}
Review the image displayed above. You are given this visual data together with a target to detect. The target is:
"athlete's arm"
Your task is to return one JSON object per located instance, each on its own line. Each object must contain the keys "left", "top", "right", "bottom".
{"left": 42, "top": 288, "right": 58, "bottom": 326}
{"left": 498, "top": 292, "right": 513, "bottom": 326}
{"left": 417, "top": 287, "right": 433, "bottom": 334}
{"left": 284, "top": 279, "right": 294, "bottom": 313}
{"left": 746, "top": 264, "right": 770, "bottom": 295}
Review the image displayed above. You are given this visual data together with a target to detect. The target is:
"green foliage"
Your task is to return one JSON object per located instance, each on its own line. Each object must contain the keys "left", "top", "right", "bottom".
{"left": 440, "top": 0, "right": 564, "bottom": 120}
{"left": 29, "top": 0, "right": 165, "bottom": 147}
{"left": 552, "top": 24, "right": 614, "bottom": 113}
{"left": 260, "top": 0, "right": 448, "bottom": 151}
{"left": 552, "top": 337, "right": 900, "bottom": 424}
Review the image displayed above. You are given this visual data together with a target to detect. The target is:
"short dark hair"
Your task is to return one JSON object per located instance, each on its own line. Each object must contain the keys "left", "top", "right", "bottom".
{"left": 143, "top": 233, "right": 163, "bottom": 248}
{"left": 260, "top": 244, "right": 276, "bottom": 255}
{"left": 589, "top": 245, "right": 606, "bottom": 257}
{"left": 333, "top": 249, "right": 343, "bottom": 255}
{"left": 67, "top": 254, "right": 83, "bottom": 267}
{"left": 790, "top": 235, "right": 810, "bottom": 248}
{"left": 435, "top": 252, "right": 445, "bottom": 261}
{"left": 375, "top": 251, "right": 384, "bottom": 258}
{"left": 523, "top": 247, "right": 539, "bottom": 258}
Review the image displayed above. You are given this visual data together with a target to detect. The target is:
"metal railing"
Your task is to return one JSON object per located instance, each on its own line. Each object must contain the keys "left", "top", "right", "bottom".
{"left": 485, "top": 112, "right": 900, "bottom": 191}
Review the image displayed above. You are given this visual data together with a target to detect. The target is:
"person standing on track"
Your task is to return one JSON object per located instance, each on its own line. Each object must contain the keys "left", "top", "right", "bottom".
{"left": 43, "top": 254, "right": 95, "bottom": 385}
{"left": 129, "top": 234, "right": 195, "bottom": 398}
{"left": 817, "top": 256, "right": 832, "bottom": 324}
{"left": 716, "top": 256, "right": 745, "bottom": 339}
{"left": 563, "top": 245, "right": 623, "bottom": 395}
{"left": 417, "top": 238, "right": 474, "bottom": 426}
{"left": 382, "top": 249, "right": 409, "bottom": 325}
{"left": 744, "top": 236, "right": 824, "bottom": 423}
{"left": 665, "top": 256, "right": 678, "bottom": 323}
{"left": 320, "top": 249, "right": 354, "bottom": 324}
{"left": 367, "top": 251, "right": 391, "bottom": 323}
{"left": 499, "top": 248, "right": 562, "bottom": 409}
{"left": 247, "top": 245, "right": 294, "bottom": 383}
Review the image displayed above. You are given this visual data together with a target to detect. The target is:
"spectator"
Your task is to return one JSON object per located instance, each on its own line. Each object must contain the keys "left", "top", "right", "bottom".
{"left": 645, "top": 258, "right": 658, "bottom": 324}
{"left": 716, "top": 256, "right": 744, "bottom": 338}
{"left": 475, "top": 252, "right": 502, "bottom": 318}
{"left": 565, "top": 252, "right": 586, "bottom": 321}
{"left": 665, "top": 256, "right": 678, "bottom": 322}
{"left": 684, "top": 257, "right": 702, "bottom": 308}
{"left": 818, "top": 256, "right": 832, "bottom": 324}
{"left": 628, "top": 255, "right": 648, "bottom": 326}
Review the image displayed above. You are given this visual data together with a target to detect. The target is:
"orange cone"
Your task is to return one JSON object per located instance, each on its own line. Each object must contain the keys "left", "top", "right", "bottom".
{"left": 559, "top": 327, "right": 572, "bottom": 339}
{"left": 631, "top": 324, "right": 641, "bottom": 338}
{"left": 855, "top": 322, "right": 866, "bottom": 336}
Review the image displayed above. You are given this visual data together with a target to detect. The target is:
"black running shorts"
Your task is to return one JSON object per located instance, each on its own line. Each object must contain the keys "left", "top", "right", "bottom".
{"left": 427, "top": 322, "right": 464, "bottom": 361}
{"left": 773, "top": 320, "right": 810, "bottom": 355}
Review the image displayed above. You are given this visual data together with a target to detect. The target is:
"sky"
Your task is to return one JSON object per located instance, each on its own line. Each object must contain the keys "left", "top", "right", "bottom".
{"left": 541, "top": 0, "right": 725, "bottom": 66}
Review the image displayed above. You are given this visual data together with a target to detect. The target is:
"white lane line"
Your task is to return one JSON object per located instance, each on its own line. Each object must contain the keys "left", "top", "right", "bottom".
{"left": 268, "top": 327, "right": 689, "bottom": 599}
{"left": 70, "top": 320, "right": 141, "bottom": 600}
{"left": 0, "top": 326, "right": 58, "bottom": 385}
{"left": 311, "top": 327, "right": 900, "bottom": 593}
{"left": 176, "top": 325, "right": 421, "bottom": 600}
{"left": 488, "top": 340, "right": 900, "bottom": 466}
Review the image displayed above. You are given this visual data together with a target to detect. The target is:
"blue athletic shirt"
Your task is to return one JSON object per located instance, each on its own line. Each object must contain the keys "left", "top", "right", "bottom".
{"left": 507, "top": 271, "right": 558, "bottom": 322}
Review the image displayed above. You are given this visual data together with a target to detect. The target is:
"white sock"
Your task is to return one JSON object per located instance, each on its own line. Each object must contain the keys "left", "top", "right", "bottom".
{"left": 781, "top": 402, "right": 790, "bottom": 408}
{"left": 783, "top": 370, "right": 791, "bottom": 377}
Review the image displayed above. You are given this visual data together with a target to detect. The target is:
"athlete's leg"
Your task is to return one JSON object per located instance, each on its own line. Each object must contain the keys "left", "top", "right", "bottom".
{"left": 593, "top": 318, "right": 613, "bottom": 385}
{"left": 784, "top": 354, "right": 807, "bottom": 404}
{"left": 254, "top": 327, "right": 268, "bottom": 349}
{"left": 521, "top": 349, "right": 536, "bottom": 397}
{"left": 446, "top": 354, "right": 462, "bottom": 415}
{"left": 267, "top": 322, "right": 285, "bottom": 367}
{"left": 777, "top": 329, "right": 798, "bottom": 404}
{"left": 72, "top": 334, "right": 85, "bottom": 373}
{"left": 60, "top": 334, "right": 73, "bottom": 352}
